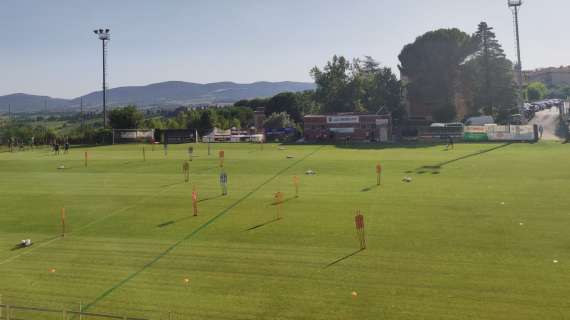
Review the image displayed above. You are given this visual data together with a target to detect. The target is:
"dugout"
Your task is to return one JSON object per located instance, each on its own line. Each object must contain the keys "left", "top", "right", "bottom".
{"left": 156, "top": 129, "right": 195, "bottom": 144}
{"left": 304, "top": 114, "right": 392, "bottom": 142}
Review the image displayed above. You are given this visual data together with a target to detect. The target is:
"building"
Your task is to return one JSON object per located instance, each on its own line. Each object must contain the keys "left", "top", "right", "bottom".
{"left": 524, "top": 66, "right": 570, "bottom": 87}
{"left": 156, "top": 129, "right": 195, "bottom": 144}
{"left": 303, "top": 114, "right": 391, "bottom": 142}
{"left": 254, "top": 108, "right": 266, "bottom": 133}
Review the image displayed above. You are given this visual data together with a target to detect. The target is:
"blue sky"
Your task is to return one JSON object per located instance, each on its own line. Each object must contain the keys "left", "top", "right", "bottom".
{"left": 0, "top": 0, "right": 567, "bottom": 98}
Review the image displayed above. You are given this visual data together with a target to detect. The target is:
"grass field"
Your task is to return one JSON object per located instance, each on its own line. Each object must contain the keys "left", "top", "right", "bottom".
{"left": 1, "top": 142, "right": 569, "bottom": 319}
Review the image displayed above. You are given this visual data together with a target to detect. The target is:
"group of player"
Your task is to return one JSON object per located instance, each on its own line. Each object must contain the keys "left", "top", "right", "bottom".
{"left": 52, "top": 141, "right": 70, "bottom": 155}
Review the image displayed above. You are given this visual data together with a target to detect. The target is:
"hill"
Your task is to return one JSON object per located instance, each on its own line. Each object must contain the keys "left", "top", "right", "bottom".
{"left": 0, "top": 81, "right": 316, "bottom": 113}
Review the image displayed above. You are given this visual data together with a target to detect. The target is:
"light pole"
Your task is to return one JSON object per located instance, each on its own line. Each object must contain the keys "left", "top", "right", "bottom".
{"left": 508, "top": 0, "right": 523, "bottom": 109}
{"left": 93, "top": 28, "right": 110, "bottom": 128}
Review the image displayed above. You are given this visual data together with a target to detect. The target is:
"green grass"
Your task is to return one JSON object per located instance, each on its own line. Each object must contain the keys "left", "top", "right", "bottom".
{"left": 1, "top": 142, "right": 569, "bottom": 319}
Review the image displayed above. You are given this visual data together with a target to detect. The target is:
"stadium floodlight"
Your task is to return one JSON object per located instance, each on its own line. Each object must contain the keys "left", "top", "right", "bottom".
{"left": 508, "top": 0, "right": 524, "bottom": 111}
{"left": 93, "top": 28, "right": 111, "bottom": 128}
{"left": 508, "top": 0, "right": 522, "bottom": 7}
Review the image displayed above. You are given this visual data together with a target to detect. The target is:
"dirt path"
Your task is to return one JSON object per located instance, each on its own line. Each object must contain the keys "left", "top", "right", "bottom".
{"left": 529, "top": 108, "right": 563, "bottom": 141}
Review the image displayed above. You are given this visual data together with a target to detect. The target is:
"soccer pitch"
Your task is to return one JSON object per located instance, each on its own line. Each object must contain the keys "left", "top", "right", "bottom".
{"left": 0, "top": 142, "right": 569, "bottom": 319}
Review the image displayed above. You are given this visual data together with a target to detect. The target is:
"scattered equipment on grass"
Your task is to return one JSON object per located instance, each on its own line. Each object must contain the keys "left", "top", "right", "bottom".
{"left": 376, "top": 162, "right": 382, "bottom": 186}
{"left": 219, "top": 170, "right": 228, "bottom": 196}
{"left": 183, "top": 161, "right": 190, "bottom": 183}
{"left": 61, "top": 207, "right": 66, "bottom": 237}
{"left": 18, "top": 239, "right": 32, "bottom": 248}
{"left": 274, "top": 191, "right": 284, "bottom": 219}
{"left": 355, "top": 210, "right": 366, "bottom": 250}
{"left": 192, "top": 187, "right": 198, "bottom": 216}
{"left": 293, "top": 176, "right": 300, "bottom": 198}
{"left": 219, "top": 150, "right": 225, "bottom": 168}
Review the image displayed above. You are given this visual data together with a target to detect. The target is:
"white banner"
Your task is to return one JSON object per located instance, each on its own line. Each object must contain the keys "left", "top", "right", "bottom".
{"left": 120, "top": 130, "right": 154, "bottom": 139}
{"left": 329, "top": 127, "right": 355, "bottom": 133}
{"left": 486, "top": 125, "right": 535, "bottom": 141}
{"left": 326, "top": 116, "right": 359, "bottom": 124}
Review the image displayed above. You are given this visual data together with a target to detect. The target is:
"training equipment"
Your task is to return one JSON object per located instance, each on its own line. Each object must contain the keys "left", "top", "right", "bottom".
{"left": 188, "top": 146, "right": 194, "bottom": 161}
{"left": 192, "top": 187, "right": 198, "bottom": 216}
{"left": 355, "top": 210, "right": 366, "bottom": 250}
{"left": 274, "top": 191, "right": 284, "bottom": 219}
{"left": 376, "top": 163, "right": 382, "bottom": 186}
{"left": 219, "top": 150, "right": 225, "bottom": 168}
{"left": 293, "top": 176, "right": 300, "bottom": 198}
{"left": 61, "top": 208, "right": 66, "bottom": 237}
{"left": 219, "top": 171, "right": 228, "bottom": 196}
{"left": 183, "top": 161, "right": 190, "bottom": 183}
{"left": 84, "top": 151, "right": 88, "bottom": 168}
{"left": 142, "top": 146, "right": 146, "bottom": 162}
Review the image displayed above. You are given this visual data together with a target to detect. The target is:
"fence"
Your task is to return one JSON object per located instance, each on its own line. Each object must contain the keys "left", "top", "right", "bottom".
{"left": 0, "top": 304, "right": 150, "bottom": 320}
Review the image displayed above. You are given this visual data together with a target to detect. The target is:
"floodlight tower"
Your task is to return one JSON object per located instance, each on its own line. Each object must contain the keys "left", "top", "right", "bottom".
{"left": 508, "top": 0, "right": 523, "bottom": 107}
{"left": 93, "top": 28, "right": 110, "bottom": 128}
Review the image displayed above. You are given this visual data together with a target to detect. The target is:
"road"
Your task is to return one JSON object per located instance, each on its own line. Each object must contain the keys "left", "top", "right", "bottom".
{"left": 529, "top": 107, "right": 564, "bottom": 141}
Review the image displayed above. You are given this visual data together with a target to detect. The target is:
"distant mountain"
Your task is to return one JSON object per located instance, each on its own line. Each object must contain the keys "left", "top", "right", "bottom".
{"left": 0, "top": 93, "right": 71, "bottom": 113}
{"left": 0, "top": 81, "right": 316, "bottom": 113}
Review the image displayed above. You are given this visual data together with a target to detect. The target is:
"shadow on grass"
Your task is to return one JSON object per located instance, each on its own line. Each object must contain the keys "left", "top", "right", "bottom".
{"left": 160, "top": 182, "right": 185, "bottom": 188}
{"left": 269, "top": 196, "right": 297, "bottom": 206}
{"left": 325, "top": 249, "right": 364, "bottom": 268}
{"left": 410, "top": 142, "right": 512, "bottom": 175}
{"left": 157, "top": 215, "right": 197, "bottom": 228}
{"left": 198, "top": 194, "right": 223, "bottom": 203}
{"left": 361, "top": 184, "right": 379, "bottom": 192}
{"left": 10, "top": 244, "right": 31, "bottom": 251}
{"left": 245, "top": 218, "right": 281, "bottom": 231}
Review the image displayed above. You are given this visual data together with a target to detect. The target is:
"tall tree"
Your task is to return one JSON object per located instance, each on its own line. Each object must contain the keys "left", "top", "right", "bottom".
{"left": 464, "top": 22, "right": 517, "bottom": 116}
{"left": 525, "top": 82, "right": 548, "bottom": 101}
{"left": 398, "top": 28, "right": 476, "bottom": 122}
{"left": 311, "top": 55, "right": 403, "bottom": 118}
{"left": 108, "top": 105, "right": 144, "bottom": 129}
{"left": 310, "top": 55, "right": 354, "bottom": 113}
{"left": 352, "top": 56, "right": 403, "bottom": 118}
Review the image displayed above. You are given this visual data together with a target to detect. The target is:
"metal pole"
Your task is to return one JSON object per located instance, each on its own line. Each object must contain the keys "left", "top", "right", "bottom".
{"left": 80, "top": 97, "right": 84, "bottom": 130}
{"left": 513, "top": 5, "right": 524, "bottom": 109}
{"left": 102, "top": 39, "right": 107, "bottom": 128}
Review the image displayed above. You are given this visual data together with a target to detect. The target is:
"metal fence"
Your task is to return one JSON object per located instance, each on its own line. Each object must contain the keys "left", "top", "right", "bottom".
{"left": 0, "top": 304, "right": 148, "bottom": 320}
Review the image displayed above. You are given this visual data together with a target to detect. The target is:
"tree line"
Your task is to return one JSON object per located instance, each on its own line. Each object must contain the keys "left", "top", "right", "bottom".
{"left": 3, "top": 21, "right": 554, "bottom": 147}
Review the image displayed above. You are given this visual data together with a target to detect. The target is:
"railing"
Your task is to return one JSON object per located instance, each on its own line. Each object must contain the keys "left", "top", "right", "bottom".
{"left": 0, "top": 304, "right": 148, "bottom": 320}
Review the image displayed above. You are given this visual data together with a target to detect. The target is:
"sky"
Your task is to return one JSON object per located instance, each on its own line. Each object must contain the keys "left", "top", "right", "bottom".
{"left": 0, "top": 0, "right": 568, "bottom": 98}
